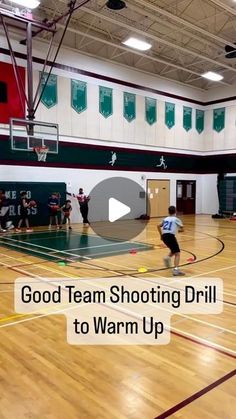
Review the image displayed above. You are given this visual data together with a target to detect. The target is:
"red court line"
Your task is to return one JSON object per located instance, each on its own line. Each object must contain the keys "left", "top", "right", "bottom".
{"left": 155, "top": 369, "right": 236, "bottom": 419}
{"left": 171, "top": 330, "right": 236, "bottom": 360}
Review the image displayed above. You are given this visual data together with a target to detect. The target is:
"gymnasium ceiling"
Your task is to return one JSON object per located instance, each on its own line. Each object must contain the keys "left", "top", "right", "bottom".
{"left": 4, "top": 0, "right": 236, "bottom": 90}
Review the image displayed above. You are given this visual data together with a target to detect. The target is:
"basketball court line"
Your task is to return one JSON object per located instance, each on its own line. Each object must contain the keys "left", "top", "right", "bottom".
{"left": 0, "top": 235, "right": 151, "bottom": 261}
{"left": 0, "top": 237, "right": 235, "bottom": 349}
{"left": 0, "top": 236, "right": 91, "bottom": 259}
{"left": 0, "top": 268, "right": 235, "bottom": 358}
{"left": 0, "top": 292, "right": 234, "bottom": 359}
{"left": 0, "top": 240, "right": 75, "bottom": 261}
{"left": 154, "top": 369, "right": 236, "bottom": 419}
{"left": 0, "top": 226, "right": 223, "bottom": 275}
{"left": 0, "top": 253, "right": 80, "bottom": 279}
{"left": 1, "top": 241, "right": 235, "bottom": 303}
{"left": 2, "top": 270, "right": 234, "bottom": 358}
{"left": 191, "top": 264, "right": 236, "bottom": 278}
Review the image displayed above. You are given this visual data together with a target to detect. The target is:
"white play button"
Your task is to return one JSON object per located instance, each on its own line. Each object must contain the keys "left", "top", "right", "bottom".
{"left": 109, "top": 197, "right": 131, "bottom": 223}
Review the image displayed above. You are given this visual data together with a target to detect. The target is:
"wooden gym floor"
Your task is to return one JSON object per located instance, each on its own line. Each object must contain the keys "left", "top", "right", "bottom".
{"left": 0, "top": 215, "right": 235, "bottom": 419}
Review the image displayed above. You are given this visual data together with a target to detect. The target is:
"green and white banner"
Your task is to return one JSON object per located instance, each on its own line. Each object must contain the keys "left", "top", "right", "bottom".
{"left": 183, "top": 106, "right": 192, "bottom": 131}
{"left": 99, "top": 86, "right": 113, "bottom": 118}
{"left": 165, "top": 102, "right": 175, "bottom": 129}
{"left": 124, "top": 92, "right": 136, "bottom": 122}
{"left": 213, "top": 108, "right": 225, "bottom": 132}
{"left": 71, "top": 80, "right": 87, "bottom": 113}
{"left": 40, "top": 73, "right": 57, "bottom": 108}
{"left": 145, "top": 97, "right": 157, "bottom": 125}
{"left": 195, "top": 109, "right": 204, "bottom": 134}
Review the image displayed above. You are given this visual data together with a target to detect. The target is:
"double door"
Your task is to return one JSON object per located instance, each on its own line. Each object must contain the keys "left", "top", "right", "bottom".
{"left": 176, "top": 180, "right": 196, "bottom": 214}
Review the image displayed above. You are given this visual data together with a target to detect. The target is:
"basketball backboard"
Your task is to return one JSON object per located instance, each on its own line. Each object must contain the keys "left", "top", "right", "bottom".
{"left": 10, "top": 118, "right": 59, "bottom": 154}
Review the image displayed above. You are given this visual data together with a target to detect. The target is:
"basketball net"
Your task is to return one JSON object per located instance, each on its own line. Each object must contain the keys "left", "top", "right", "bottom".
{"left": 34, "top": 146, "right": 49, "bottom": 162}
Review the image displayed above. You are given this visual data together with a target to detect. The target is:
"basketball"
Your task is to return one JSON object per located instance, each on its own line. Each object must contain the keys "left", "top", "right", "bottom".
{"left": 29, "top": 200, "right": 37, "bottom": 207}
{"left": 51, "top": 205, "right": 59, "bottom": 212}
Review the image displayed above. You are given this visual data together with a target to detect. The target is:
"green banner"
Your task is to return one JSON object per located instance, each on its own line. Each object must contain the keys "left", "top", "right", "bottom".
{"left": 183, "top": 106, "right": 192, "bottom": 131}
{"left": 165, "top": 102, "right": 175, "bottom": 129}
{"left": 145, "top": 97, "right": 157, "bottom": 125}
{"left": 124, "top": 92, "right": 136, "bottom": 122}
{"left": 71, "top": 80, "right": 87, "bottom": 113}
{"left": 213, "top": 108, "right": 225, "bottom": 133}
{"left": 196, "top": 109, "right": 204, "bottom": 134}
{"left": 99, "top": 86, "right": 113, "bottom": 118}
{"left": 40, "top": 73, "right": 57, "bottom": 108}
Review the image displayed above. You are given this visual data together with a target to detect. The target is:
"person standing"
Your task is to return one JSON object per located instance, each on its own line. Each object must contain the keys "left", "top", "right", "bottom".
{"left": 77, "top": 188, "right": 90, "bottom": 227}
{"left": 15, "top": 191, "right": 33, "bottom": 232}
{"left": 157, "top": 205, "right": 185, "bottom": 276}
{"left": 48, "top": 192, "right": 60, "bottom": 229}
{"left": 61, "top": 199, "right": 72, "bottom": 230}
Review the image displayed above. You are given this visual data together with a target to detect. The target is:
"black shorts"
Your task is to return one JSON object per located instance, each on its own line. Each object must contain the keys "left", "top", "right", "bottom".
{"left": 20, "top": 209, "right": 28, "bottom": 220}
{"left": 162, "top": 233, "right": 180, "bottom": 254}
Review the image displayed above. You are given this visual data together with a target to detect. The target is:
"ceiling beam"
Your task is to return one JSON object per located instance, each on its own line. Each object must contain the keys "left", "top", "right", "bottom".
{"left": 78, "top": 6, "right": 236, "bottom": 74}
{"left": 55, "top": 22, "right": 230, "bottom": 86}
{"left": 208, "top": 0, "right": 236, "bottom": 16}
{"left": 130, "top": 0, "right": 236, "bottom": 50}
{"left": 127, "top": 3, "right": 220, "bottom": 51}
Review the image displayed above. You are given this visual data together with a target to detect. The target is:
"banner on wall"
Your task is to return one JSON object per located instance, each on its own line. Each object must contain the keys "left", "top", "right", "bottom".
{"left": 124, "top": 92, "right": 136, "bottom": 122}
{"left": 196, "top": 109, "right": 204, "bottom": 134}
{"left": 165, "top": 102, "right": 175, "bottom": 129}
{"left": 40, "top": 73, "right": 58, "bottom": 108}
{"left": 145, "top": 97, "right": 157, "bottom": 125}
{"left": 183, "top": 106, "right": 192, "bottom": 131}
{"left": 71, "top": 80, "right": 87, "bottom": 113}
{"left": 99, "top": 86, "right": 113, "bottom": 118}
{"left": 213, "top": 107, "right": 225, "bottom": 133}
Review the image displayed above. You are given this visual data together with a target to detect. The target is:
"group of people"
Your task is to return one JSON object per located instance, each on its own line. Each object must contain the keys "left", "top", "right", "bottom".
{"left": 0, "top": 187, "right": 90, "bottom": 233}
{"left": 1, "top": 186, "right": 185, "bottom": 276}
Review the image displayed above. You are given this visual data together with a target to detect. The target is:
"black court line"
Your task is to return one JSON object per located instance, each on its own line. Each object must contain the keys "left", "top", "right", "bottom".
{"left": 0, "top": 230, "right": 225, "bottom": 282}
{"left": 154, "top": 369, "right": 236, "bottom": 419}
{"left": 80, "top": 233, "right": 224, "bottom": 277}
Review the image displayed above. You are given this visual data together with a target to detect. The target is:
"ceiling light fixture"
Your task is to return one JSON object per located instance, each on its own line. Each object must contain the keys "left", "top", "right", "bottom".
{"left": 10, "top": 0, "right": 40, "bottom": 9}
{"left": 106, "top": 0, "right": 126, "bottom": 10}
{"left": 122, "top": 37, "right": 152, "bottom": 51}
{"left": 201, "top": 71, "right": 223, "bottom": 81}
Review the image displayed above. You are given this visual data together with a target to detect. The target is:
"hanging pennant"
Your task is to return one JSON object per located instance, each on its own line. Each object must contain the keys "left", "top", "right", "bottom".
{"left": 71, "top": 80, "right": 87, "bottom": 113}
{"left": 183, "top": 106, "right": 192, "bottom": 131}
{"left": 213, "top": 108, "right": 225, "bottom": 132}
{"left": 40, "top": 72, "right": 57, "bottom": 108}
{"left": 99, "top": 86, "right": 113, "bottom": 118}
{"left": 145, "top": 97, "right": 157, "bottom": 125}
{"left": 124, "top": 92, "right": 136, "bottom": 122}
{"left": 195, "top": 109, "right": 204, "bottom": 134}
{"left": 165, "top": 102, "right": 175, "bottom": 129}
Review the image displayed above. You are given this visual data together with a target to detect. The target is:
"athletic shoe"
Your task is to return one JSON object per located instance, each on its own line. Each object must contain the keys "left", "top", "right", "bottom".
{"left": 26, "top": 229, "right": 33, "bottom": 232}
{"left": 15, "top": 228, "right": 21, "bottom": 232}
{"left": 69, "top": 226, "right": 72, "bottom": 230}
{"left": 6, "top": 222, "right": 14, "bottom": 230}
{"left": 173, "top": 269, "right": 185, "bottom": 276}
{"left": 163, "top": 256, "right": 171, "bottom": 268}
{"left": 0, "top": 229, "right": 6, "bottom": 233}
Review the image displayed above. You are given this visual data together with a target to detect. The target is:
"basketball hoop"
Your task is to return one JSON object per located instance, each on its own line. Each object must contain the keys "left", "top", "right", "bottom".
{"left": 34, "top": 146, "right": 49, "bottom": 162}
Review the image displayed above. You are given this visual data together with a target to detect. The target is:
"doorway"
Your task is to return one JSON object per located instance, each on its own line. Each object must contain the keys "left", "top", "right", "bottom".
{"left": 176, "top": 180, "right": 196, "bottom": 214}
{"left": 147, "top": 179, "right": 170, "bottom": 217}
